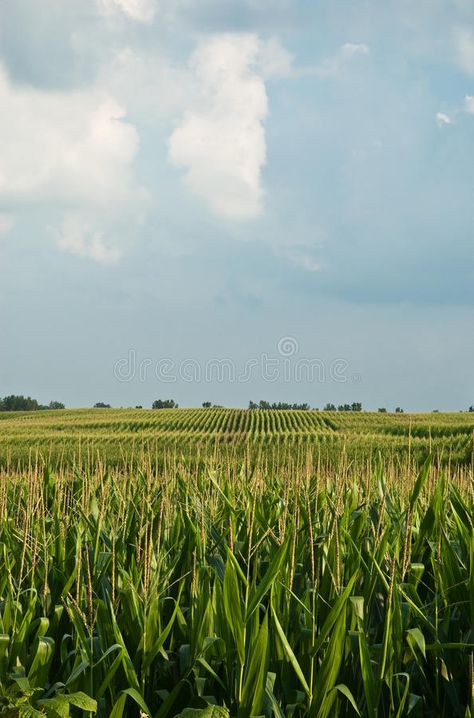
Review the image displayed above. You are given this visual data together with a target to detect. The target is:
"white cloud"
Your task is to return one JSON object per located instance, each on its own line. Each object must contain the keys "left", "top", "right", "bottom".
{"left": 0, "top": 65, "right": 142, "bottom": 208}
{"left": 0, "top": 64, "right": 146, "bottom": 262}
{"left": 464, "top": 95, "right": 474, "bottom": 114}
{"left": 0, "top": 214, "right": 14, "bottom": 235}
{"left": 100, "top": 48, "right": 194, "bottom": 123}
{"left": 51, "top": 214, "right": 121, "bottom": 264}
{"left": 168, "top": 34, "right": 274, "bottom": 220}
{"left": 258, "top": 37, "right": 293, "bottom": 78}
{"left": 455, "top": 29, "right": 474, "bottom": 75}
{"left": 435, "top": 96, "right": 474, "bottom": 125}
{"left": 436, "top": 111, "right": 453, "bottom": 125}
{"left": 102, "top": 37, "right": 291, "bottom": 125}
{"left": 98, "top": 0, "right": 155, "bottom": 23}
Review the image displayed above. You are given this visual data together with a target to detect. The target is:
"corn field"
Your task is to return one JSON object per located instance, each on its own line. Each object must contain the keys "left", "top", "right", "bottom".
{"left": 0, "top": 438, "right": 473, "bottom": 717}
{"left": 1, "top": 408, "right": 474, "bottom": 469}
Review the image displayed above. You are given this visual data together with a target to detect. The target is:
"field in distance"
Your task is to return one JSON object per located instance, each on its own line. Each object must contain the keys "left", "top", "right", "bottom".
{"left": 1, "top": 406, "right": 474, "bottom": 468}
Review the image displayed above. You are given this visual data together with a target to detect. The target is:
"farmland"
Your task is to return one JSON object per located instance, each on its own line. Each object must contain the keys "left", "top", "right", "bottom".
{"left": 1, "top": 407, "right": 474, "bottom": 469}
{"left": 0, "top": 409, "right": 473, "bottom": 716}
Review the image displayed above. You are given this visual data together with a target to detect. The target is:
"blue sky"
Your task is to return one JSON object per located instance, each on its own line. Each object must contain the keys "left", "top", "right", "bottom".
{"left": 1, "top": 0, "right": 474, "bottom": 410}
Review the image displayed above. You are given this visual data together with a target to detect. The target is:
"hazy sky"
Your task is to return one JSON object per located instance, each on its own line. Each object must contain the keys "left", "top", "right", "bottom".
{"left": 1, "top": 0, "right": 474, "bottom": 410}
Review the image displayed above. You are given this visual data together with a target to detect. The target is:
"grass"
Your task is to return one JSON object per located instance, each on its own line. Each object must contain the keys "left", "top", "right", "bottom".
{"left": 0, "top": 410, "right": 473, "bottom": 716}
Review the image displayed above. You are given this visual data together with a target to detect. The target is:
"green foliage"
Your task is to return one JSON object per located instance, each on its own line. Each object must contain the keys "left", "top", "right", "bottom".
{"left": 0, "top": 444, "right": 472, "bottom": 717}
{"left": 0, "top": 395, "right": 41, "bottom": 411}
{"left": 176, "top": 708, "right": 229, "bottom": 718}
{"left": 48, "top": 402, "right": 65, "bottom": 410}
{"left": 248, "top": 401, "right": 311, "bottom": 410}
{"left": 337, "top": 403, "right": 362, "bottom": 411}
{"left": 0, "top": 396, "right": 65, "bottom": 412}
{"left": 0, "top": 675, "right": 96, "bottom": 717}
{"left": 152, "top": 399, "right": 178, "bottom": 409}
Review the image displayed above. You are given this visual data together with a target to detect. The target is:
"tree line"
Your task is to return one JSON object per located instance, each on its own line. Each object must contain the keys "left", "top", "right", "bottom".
{"left": 3, "top": 394, "right": 474, "bottom": 413}
{"left": 0, "top": 395, "right": 65, "bottom": 412}
{"left": 322, "top": 402, "right": 362, "bottom": 412}
{"left": 248, "top": 400, "right": 311, "bottom": 410}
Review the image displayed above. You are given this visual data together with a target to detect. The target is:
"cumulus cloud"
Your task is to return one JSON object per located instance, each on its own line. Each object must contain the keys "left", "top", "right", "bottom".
{"left": 0, "top": 64, "right": 146, "bottom": 261}
{"left": 258, "top": 37, "right": 293, "bottom": 78}
{"left": 436, "top": 111, "right": 453, "bottom": 125}
{"left": 168, "top": 34, "right": 284, "bottom": 220}
{"left": 98, "top": 0, "right": 155, "bottom": 23}
{"left": 455, "top": 29, "right": 474, "bottom": 75}
{"left": 51, "top": 214, "right": 121, "bottom": 264}
{"left": 100, "top": 48, "right": 194, "bottom": 123}
{"left": 0, "top": 65, "right": 142, "bottom": 207}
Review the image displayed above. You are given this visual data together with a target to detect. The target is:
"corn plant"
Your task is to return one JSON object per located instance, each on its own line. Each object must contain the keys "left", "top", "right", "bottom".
{"left": 0, "top": 449, "right": 472, "bottom": 717}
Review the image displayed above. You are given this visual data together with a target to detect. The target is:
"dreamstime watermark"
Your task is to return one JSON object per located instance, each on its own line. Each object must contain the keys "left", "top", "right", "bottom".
{"left": 113, "top": 338, "right": 362, "bottom": 386}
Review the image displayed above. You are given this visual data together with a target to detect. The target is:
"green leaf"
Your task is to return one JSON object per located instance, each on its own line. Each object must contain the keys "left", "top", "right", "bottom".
{"left": 38, "top": 692, "right": 96, "bottom": 718}
{"left": 109, "top": 688, "right": 151, "bottom": 718}
{"left": 312, "top": 572, "right": 358, "bottom": 657}
{"left": 246, "top": 541, "right": 288, "bottom": 622}
{"left": 350, "top": 597, "right": 377, "bottom": 718}
{"left": 239, "top": 611, "right": 269, "bottom": 718}
{"left": 332, "top": 684, "right": 361, "bottom": 716}
{"left": 409, "top": 455, "right": 431, "bottom": 509}
{"left": 94, "top": 646, "right": 124, "bottom": 700}
{"left": 67, "top": 691, "right": 98, "bottom": 711}
{"left": 271, "top": 590, "right": 310, "bottom": 697}
{"left": 406, "top": 628, "right": 426, "bottom": 660}
{"left": 223, "top": 555, "right": 245, "bottom": 664}
{"left": 141, "top": 585, "right": 183, "bottom": 673}
{"left": 27, "top": 637, "right": 55, "bottom": 688}
{"left": 311, "top": 593, "right": 352, "bottom": 718}
{"left": 37, "top": 695, "right": 71, "bottom": 718}
{"left": 175, "top": 707, "right": 230, "bottom": 718}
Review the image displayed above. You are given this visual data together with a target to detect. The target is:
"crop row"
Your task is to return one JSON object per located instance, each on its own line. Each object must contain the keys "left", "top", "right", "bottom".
{"left": 1, "top": 409, "right": 474, "bottom": 470}
{"left": 2, "top": 408, "right": 474, "bottom": 436}
{"left": 0, "top": 453, "right": 472, "bottom": 716}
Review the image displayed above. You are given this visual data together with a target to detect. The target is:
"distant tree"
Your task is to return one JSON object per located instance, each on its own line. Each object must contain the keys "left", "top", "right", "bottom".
{"left": 135, "top": 405, "right": 143, "bottom": 409}
{"left": 248, "top": 400, "right": 310, "bottom": 410}
{"left": 433, "top": 409, "right": 439, "bottom": 413}
{"left": 378, "top": 407, "right": 387, "bottom": 413}
{"left": 49, "top": 401, "right": 65, "bottom": 410}
{"left": 152, "top": 399, "right": 177, "bottom": 409}
{"left": 0, "top": 395, "right": 40, "bottom": 412}
{"left": 337, "top": 403, "right": 362, "bottom": 412}
{"left": 469, "top": 406, "right": 474, "bottom": 412}
{"left": 94, "top": 402, "right": 111, "bottom": 409}
{"left": 395, "top": 407, "right": 404, "bottom": 413}
{"left": 323, "top": 403, "right": 337, "bottom": 411}
{"left": 202, "top": 402, "right": 212, "bottom": 408}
